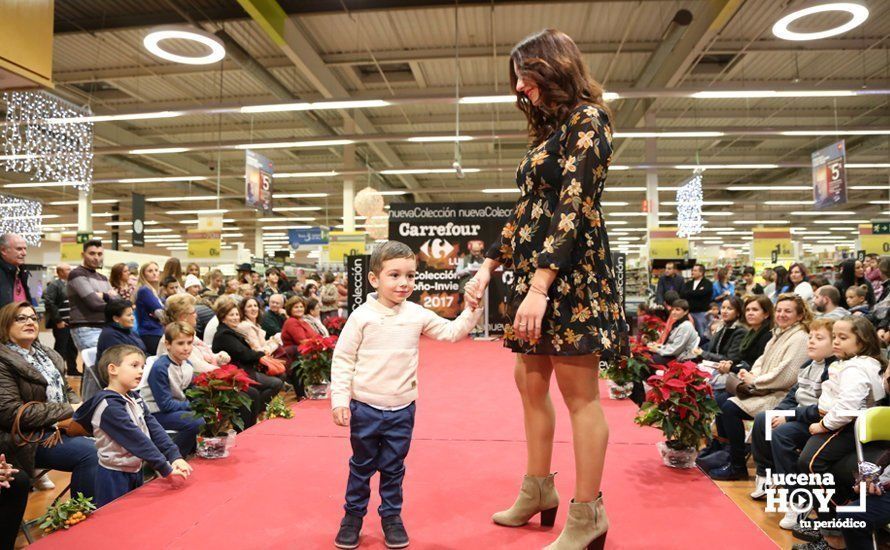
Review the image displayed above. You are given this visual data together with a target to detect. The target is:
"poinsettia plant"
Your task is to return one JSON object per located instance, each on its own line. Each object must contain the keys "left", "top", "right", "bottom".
{"left": 634, "top": 360, "right": 720, "bottom": 450}
{"left": 638, "top": 313, "right": 666, "bottom": 343}
{"left": 186, "top": 364, "right": 258, "bottom": 437}
{"left": 323, "top": 316, "right": 347, "bottom": 336}
{"left": 297, "top": 335, "right": 339, "bottom": 387}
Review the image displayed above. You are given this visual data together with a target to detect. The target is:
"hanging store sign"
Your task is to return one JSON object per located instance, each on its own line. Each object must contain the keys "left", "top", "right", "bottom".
{"left": 288, "top": 227, "right": 329, "bottom": 247}
{"left": 648, "top": 227, "right": 689, "bottom": 259}
{"left": 187, "top": 214, "right": 222, "bottom": 259}
{"left": 753, "top": 227, "right": 793, "bottom": 262}
{"left": 859, "top": 223, "right": 890, "bottom": 255}
{"left": 327, "top": 231, "right": 367, "bottom": 262}
{"left": 812, "top": 140, "right": 847, "bottom": 209}
{"left": 60, "top": 234, "right": 81, "bottom": 262}
{"left": 244, "top": 149, "right": 273, "bottom": 214}
{"left": 132, "top": 192, "right": 145, "bottom": 247}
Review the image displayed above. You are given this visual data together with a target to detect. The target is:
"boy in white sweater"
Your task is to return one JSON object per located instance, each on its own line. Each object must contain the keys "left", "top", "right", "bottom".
{"left": 331, "top": 241, "right": 482, "bottom": 549}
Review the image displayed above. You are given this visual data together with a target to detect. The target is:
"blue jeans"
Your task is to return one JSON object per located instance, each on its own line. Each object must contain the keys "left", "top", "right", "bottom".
{"left": 71, "top": 326, "right": 102, "bottom": 353}
{"left": 837, "top": 492, "right": 890, "bottom": 550}
{"left": 153, "top": 409, "right": 204, "bottom": 457}
{"left": 715, "top": 395, "right": 753, "bottom": 468}
{"left": 691, "top": 311, "right": 709, "bottom": 339}
{"left": 34, "top": 435, "right": 98, "bottom": 500}
{"left": 345, "top": 400, "right": 416, "bottom": 518}
{"left": 94, "top": 466, "right": 143, "bottom": 508}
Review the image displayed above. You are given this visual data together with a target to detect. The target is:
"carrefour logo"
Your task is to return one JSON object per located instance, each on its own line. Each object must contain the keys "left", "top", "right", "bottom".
{"left": 419, "top": 238, "right": 454, "bottom": 260}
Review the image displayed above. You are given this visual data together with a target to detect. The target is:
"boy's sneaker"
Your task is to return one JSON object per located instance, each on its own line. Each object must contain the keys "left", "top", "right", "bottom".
{"left": 335, "top": 514, "right": 362, "bottom": 549}
{"left": 381, "top": 515, "right": 409, "bottom": 549}
{"left": 33, "top": 476, "right": 55, "bottom": 491}
{"left": 779, "top": 503, "right": 813, "bottom": 530}
{"left": 749, "top": 474, "right": 769, "bottom": 500}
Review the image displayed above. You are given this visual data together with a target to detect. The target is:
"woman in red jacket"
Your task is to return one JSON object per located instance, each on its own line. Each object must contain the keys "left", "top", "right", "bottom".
{"left": 280, "top": 295, "right": 319, "bottom": 348}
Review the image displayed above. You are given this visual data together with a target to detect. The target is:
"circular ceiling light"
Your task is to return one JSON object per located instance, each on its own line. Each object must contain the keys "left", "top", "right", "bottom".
{"left": 143, "top": 26, "right": 226, "bottom": 65}
{"left": 772, "top": 2, "right": 869, "bottom": 41}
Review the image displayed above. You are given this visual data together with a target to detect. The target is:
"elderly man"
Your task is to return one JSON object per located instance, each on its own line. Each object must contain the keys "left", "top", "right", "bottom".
{"left": 43, "top": 263, "right": 78, "bottom": 375}
{"left": 261, "top": 293, "right": 286, "bottom": 337}
{"left": 0, "top": 233, "right": 31, "bottom": 308}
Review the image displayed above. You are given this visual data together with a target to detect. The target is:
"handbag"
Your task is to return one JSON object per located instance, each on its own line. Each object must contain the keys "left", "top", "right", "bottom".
{"left": 724, "top": 373, "right": 772, "bottom": 399}
{"left": 259, "top": 355, "right": 286, "bottom": 376}
{"left": 12, "top": 402, "right": 62, "bottom": 448}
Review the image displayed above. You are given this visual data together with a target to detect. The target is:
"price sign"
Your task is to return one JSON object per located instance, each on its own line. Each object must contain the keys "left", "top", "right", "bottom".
{"left": 648, "top": 227, "right": 689, "bottom": 259}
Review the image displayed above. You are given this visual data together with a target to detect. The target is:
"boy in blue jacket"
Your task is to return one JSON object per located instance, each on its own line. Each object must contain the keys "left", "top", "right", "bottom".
{"left": 139, "top": 322, "right": 204, "bottom": 456}
{"left": 74, "top": 344, "right": 192, "bottom": 507}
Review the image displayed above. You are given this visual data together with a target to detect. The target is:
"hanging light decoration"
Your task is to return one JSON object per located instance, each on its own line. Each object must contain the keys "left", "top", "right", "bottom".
{"left": 354, "top": 186, "right": 384, "bottom": 217}
{"left": 0, "top": 194, "right": 43, "bottom": 246}
{"left": 365, "top": 212, "right": 390, "bottom": 240}
{"left": 676, "top": 169, "right": 704, "bottom": 238}
{"left": 2, "top": 91, "right": 94, "bottom": 192}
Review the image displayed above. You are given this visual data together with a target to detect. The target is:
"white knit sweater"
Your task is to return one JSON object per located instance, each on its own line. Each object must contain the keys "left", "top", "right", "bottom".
{"left": 818, "top": 356, "right": 887, "bottom": 431}
{"left": 330, "top": 293, "right": 482, "bottom": 409}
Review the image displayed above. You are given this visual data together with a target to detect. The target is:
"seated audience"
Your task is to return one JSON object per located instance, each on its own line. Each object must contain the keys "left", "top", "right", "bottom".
{"left": 74, "top": 344, "right": 191, "bottom": 507}
{"left": 97, "top": 299, "right": 146, "bottom": 361}
{"left": 739, "top": 266, "right": 764, "bottom": 296}
{"left": 237, "top": 297, "right": 280, "bottom": 355}
{"left": 788, "top": 262, "right": 814, "bottom": 303}
{"left": 713, "top": 294, "right": 775, "bottom": 376}
{"left": 845, "top": 284, "right": 871, "bottom": 316}
{"left": 813, "top": 285, "right": 850, "bottom": 320}
{"left": 281, "top": 296, "right": 320, "bottom": 350}
{"left": 160, "top": 294, "right": 230, "bottom": 373}
{"left": 261, "top": 293, "right": 287, "bottom": 337}
{"left": 694, "top": 296, "right": 744, "bottom": 363}
{"left": 305, "top": 297, "right": 331, "bottom": 337}
{"left": 647, "top": 299, "right": 700, "bottom": 364}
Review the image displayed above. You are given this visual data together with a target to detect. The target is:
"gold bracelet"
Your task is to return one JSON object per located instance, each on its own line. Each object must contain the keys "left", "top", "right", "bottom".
{"left": 529, "top": 284, "right": 550, "bottom": 300}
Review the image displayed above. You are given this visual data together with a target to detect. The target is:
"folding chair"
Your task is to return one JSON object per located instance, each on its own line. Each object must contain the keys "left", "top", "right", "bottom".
{"left": 854, "top": 407, "right": 890, "bottom": 550}
{"left": 20, "top": 470, "right": 72, "bottom": 543}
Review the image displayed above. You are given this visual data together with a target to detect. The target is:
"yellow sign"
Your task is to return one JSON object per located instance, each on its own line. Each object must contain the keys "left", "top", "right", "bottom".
{"left": 327, "top": 231, "right": 367, "bottom": 262}
{"left": 188, "top": 214, "right": 222, "bottom": 258}
{"left": 188, "top": 238, "right": 221, "bottom": 259}
{"left": 60, "top": 236, "right": 81, "bottom": 263}
{"left": 860, "top": 224, "right": 890, "bottom": 255}
{"left": 648, "top": 227, "right": 689, "bottom": 259}
{"left": 752, "top": 227, "right": 793, "bottom": 260}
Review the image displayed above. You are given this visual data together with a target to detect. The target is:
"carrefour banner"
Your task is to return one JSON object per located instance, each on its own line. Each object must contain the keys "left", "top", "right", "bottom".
{"left": 812, "top": 140, "right": 847, "bottom": 209}
{"left": 388, "top": 202, "right": 512, "bottom": 330}
{"left": 245, "top": 149, "right": 273, "bottom": 214}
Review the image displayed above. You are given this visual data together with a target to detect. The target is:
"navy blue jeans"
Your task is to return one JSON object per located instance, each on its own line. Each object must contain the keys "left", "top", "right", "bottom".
{"left": 344, "top": 400, "right": 416, "bottom": 518}
{"left": 34, "top": 434, "right": 98, "bottom": 500}
{"left": 837, "top": 491, "right": 890, "bottom": 550}
{"left": 714, "top": 394, "right": 753, "bottom": 469}
{"left": 153, "top": 409, "right": 205, "bottom": 457}
{"left": 94, "top": 466, "right": 144, "bottom": 507}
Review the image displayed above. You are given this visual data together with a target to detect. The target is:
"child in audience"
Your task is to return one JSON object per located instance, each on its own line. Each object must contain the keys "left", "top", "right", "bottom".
{"left": 705, "top": 301, "right": 722, "bottom": 338}
{"left": 140, "top": 322, "right": 205, "bottom": 456}
{"left": 74, "top": 344, "right": 192, "bottom": 507}
{"left": 845, "top": 284, "right": 871, "bottom": 316}
{"left": 647, "top": 299, "right": 700, "bottom": 364}
{"left": 330, "top": 241, "right": 482, "bottom": 549}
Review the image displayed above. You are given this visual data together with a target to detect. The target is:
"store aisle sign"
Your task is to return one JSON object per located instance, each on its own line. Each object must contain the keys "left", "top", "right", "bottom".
{"left": 60, "top": 234, "right": 81, "bottom": 262}
{"left": 859, "top": 223, "right": 890, "bottom": 255}
{"left": 753, "top": 227, "right": 793, "bottom": 261}
{"left": 288, "top": 227, "right": 329, "bottom": 247}
{"left": 188, "top": 214, "right": 222, "bottom": 259}
{"left": 648, "top": 227, "right": 689, "bottom": 259}
{"left": 812, "top": 140, "right": 847, "bottom": 209}
{"left": 245, "top": 150, "right": 273, "bottom": 214}
{"left": 327, "top": 231, "right": 367, "bottom": 262}
{"left": 132, "top": 192, "right": 145, "bottom": 247}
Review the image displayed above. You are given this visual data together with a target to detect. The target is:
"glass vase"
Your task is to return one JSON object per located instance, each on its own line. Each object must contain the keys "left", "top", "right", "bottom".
{"left": 307, "top": 382, "right": 331, "bottom": 400}
{"left": 197, "top": 435, "right": 229, "bottom": 459}
{"left": 657, "top": 441, "right": 696, "bottom": 469}
{"left": 607, "top": 380, "right": 634, "bottom": 400}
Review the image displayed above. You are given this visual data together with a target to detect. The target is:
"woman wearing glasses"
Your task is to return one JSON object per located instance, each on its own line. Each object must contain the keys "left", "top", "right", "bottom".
{"left": 0, "top": 301, "right": 98, "bottom": 508}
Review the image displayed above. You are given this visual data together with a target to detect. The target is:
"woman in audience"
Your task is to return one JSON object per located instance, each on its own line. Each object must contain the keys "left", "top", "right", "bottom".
{"left": 96, "top": 299, "right": 146, "bottom": 361}
{"left": 647, "top": 299, "right": 699, "bottom": 364}
{"left": 135, "top": 262, "right": 165, "bottom": 353}
{"left": 261, "top": 267, "right": 285, "bottom": 305}
{"left": 319, "top": 271, "right": 340, "bottom": 321}
{"left": 0, "top": 301, "right": 98, "bottom": 501}
{"left": 739, "top": 266, "right": 764, "bottom": 297}
{"left": 160, "top": 294, "right": 230, "bottom": 373}
{"left": 788, "top": 262, "right": 814, "bottom": 302}
{"left": 713, "top": 294, "right": 775, "bottom": 377}
{"left": 835, "top": 258, "right": 875, "bottom": 309}
{"left": 203, "top": 269, "right": 224, "bottom": 300}
{"left": 705, "top": 293, "right": 811, "bottom": 481}
{"left": 212, "top": 301, "right": 283, "bottom": 418}
{"left": 237, "top": 297, "right": 280, "bottom": 355}
{"left": 845, "top": 284, "right": 871, "bottom": 316}
{"left": 304, "top": 297, "right": 330, "bottom": 337}
{"left": 186, "top": 262, "right": 201, "bottom": 278}
{"left": 694, "top": 296, "right": 744, "bottom": 363}
{"left": 109, "top": 262, "right": 136, "bottom": 302}
{"left": 160, "top": 257, "right": 184, "bottom": 286}
{"left": 303, "top": 280, "right": 319, "bottom": 300}
{"left": 712, "top": 267, "right": 735, "bottom": 305}
{"left": 771, "top": 265, "right": 790, "bottom": 303}
{"left": 280, "top": 296, "right": 320, "bottom": 350}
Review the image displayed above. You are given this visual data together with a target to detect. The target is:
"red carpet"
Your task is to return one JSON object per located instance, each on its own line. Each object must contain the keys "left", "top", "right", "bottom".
{"left": 35, "top": 339, "right": 774, "bottom": 549}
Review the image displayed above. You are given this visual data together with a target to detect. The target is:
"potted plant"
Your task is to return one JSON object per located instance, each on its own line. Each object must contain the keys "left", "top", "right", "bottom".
{"left": 604, "top": 343, "right": 651, "bottom": 400}
{"left": 638, "top": 313, "right": 666, "bottom": 344}
{"left": 186, "top": 364, "right": 257, "bottom": 458}
{"left": 323, "top": 315, "right": 347, "bottom": 336}
{"left": 634, "top": 360, "right": 720, "bottom": 468}
{"left": 296, "top": 335, "right": 338, "bottom": 399}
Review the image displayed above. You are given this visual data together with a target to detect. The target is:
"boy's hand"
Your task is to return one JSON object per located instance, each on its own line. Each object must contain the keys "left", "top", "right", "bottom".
{"left": 171, "top": 459, "right": 193, "bottom": 478}
{"left": 332, "top": 407, "right": 351, "bottom": 427}
{"left": 809, "top": 422, "right": 828, "bottom": 435}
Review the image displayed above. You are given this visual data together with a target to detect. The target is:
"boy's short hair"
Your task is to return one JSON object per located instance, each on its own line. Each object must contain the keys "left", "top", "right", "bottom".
{"left": 104, "top": 299, "right": 133, "bottom": 323}
{"left": 97, "top": 344, "right": 146, "bottom": 386}
{"left": 742, "top": 266, "right": 755, "bottom": 277}
{"left": 708, "top": 301, "right": 719, "bottom": 309}
{"left": 809, "top": 317, "right": 836, "bottom": 334}
{"left": 672, "top": 299, "right": 690, "bottom": 312}
{"left": 164, "top": 321, "right": 196, "bottom": 343}
{"left": 370, "top": 240, "right": 415, "bottom": 274}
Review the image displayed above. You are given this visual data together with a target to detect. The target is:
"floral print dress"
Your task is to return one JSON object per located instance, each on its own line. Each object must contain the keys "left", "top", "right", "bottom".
{"left": 487, "top": 104, "right": 629, "bottom": 361}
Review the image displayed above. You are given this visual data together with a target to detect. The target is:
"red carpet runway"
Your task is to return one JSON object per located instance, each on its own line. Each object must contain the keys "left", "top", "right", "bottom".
{"left": 35, "top": 339, "right": 775, "bottom": 549}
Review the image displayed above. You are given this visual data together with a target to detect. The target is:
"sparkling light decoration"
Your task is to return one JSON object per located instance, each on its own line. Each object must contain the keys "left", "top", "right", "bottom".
{"left": 366, "top": 212, "right": 390, "bottom": 240}
{"left": 3, "top": 91, "right": 94, "bottom": 191}
{"left": 676, "top": 170, "right": 704, "bottom": 238}
{"left": 0, "top": 194, "right": 43, "bottom": 246}
{"left": 353, "top": 186, "right": 384, "bottom": 217}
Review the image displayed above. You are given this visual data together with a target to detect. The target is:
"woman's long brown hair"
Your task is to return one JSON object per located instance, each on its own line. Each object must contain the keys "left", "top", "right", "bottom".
{"left": 510, "top": 29, "right": 611, "bottom": 146}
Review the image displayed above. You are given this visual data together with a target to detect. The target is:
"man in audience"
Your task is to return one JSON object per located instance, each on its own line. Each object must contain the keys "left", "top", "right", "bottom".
{"left": 0, "top": 233, "right": 31, "bottom": 308}
{"left": 43, "top": 263, "right": 78, "bottom": 376}
{"left": 68, "top": 239, "right": 115, "bottom": 352}
{"left": 655, "top": 261, "right": 685, "bottom": 305}
{"left": 261, "top": 293, "right": 286, "bottom": 337}
{"left": 681, "top": 264, "right": 713, "bottom": 339}
{"left": 813, "top": 285, "right": 849, "bottom": 319}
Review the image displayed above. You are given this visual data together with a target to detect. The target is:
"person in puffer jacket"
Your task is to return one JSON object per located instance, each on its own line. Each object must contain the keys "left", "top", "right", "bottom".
{"left": 73, "top": 344, "right": 192, "bottom": 507}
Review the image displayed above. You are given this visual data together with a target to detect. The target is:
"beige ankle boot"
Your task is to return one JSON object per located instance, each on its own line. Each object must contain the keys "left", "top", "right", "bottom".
{"left": 543, "top": 494, "right": 608, "bottom": 550}
{"left": 492, "top": 473, "right": 560, "bottom": 527}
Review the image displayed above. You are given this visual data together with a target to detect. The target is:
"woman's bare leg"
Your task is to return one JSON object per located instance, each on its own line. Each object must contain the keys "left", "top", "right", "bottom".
{"left": 553, "top": 355, "right": 608, "bottom": 502}
{"left": 515, "top": 355, "right": 556, "bottom": 476}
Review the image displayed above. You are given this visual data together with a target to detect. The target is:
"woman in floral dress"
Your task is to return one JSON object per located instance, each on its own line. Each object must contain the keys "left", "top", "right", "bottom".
{"left": 465, "top": 29, "right": 628, "bottom": 550}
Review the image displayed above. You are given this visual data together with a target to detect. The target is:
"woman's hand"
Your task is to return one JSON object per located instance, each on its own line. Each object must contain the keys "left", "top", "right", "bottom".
{"left": 771, "top": 416, "right": 786, "bottom": 429}
{"left": 514, "top": 292, "right": 548, "bottom": 342}
{"left": 0, "top": 453, "right": 19, "bottom": 488}
{"left": 809, "top": 422, "right": 828, "bottom": 435}
{"left": 739, "top": 369, "right": 755, "bottom": 385}
{"left": 464, "top": 268, "right": 491, "bottom": 309}
{"left": 716, "top": 361, "right": 732, "bottom": 374}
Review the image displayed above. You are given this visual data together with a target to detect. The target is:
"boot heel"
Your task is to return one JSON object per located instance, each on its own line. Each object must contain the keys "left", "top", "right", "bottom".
{"left": 540, "top": 506, "right": 558, "bottom": 527}
{"left": 587, "top": 532, "right": 607, "bottom": 550}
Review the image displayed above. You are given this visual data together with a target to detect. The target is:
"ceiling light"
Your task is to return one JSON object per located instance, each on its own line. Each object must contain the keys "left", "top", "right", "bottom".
{"left": 481, "top": 188, "right": 519, "bottom": 194}
{"left": 106, "top": 221, "right": 158, "bottom": 226}
{"left": 732, "top": 220, "right": 790, "bottom": 225}
{"left": 4, "top": 182, "right": 84, "bottom": 189}
{"left": 274, "top": 193, "right": 329, "bottom": 199}
{"left": 46, "top": 111, "right": 184, "bottom": 124}
{"left": 615, "top": 131, "right": 724, "bottom": 138}
{"left": 143, "top": 26, "right": 226, "bottom": 65}
{"left": 240, "top": 99, "right": 391, "bottom": 114}
{"left": 129, "top": 147, "right": 191, "bottom": 155}
{"left": 848, "top": 163, "right": 890, "bottom": 169}
{"left": 727, "top": 185, "right": 812, "bottom": 191}
{"left": 273, "top": 206, "right": 323, "bottom": 212}
{"left": 701, "top": 212, "right": 734, "bottom": 216}
{"left": 147, "top": 195, "right": 220, "bottom": 203}
{"left": 765, "top": 200, "right": 814, "bottom": 205}
{"left": 379, "top": 191, "right": 407, "bottom": 196}
{"left": 406, "top": 136, "right": 475, "bottom": 143}
{"left": 165, "top": 209, "right": 227, "bottom": 215}
{"left": 772, "top": 3, "right": 869, "bottom": 41}
{"left": 143, "top": 228, "right": 174, "bottom": 233}
{"left": 602, "top": 202, "right": 629, "bottom": 206}
{"left": 790, "top": 210, "right": 858, "bottom": 216}
{"left": 458, "top": 95, "right": 516, "bottom": 104}
{"left": 691, "top": 90, "right": 856, "bottom": 99}
{"left": 233, "top": 139, "right": 354, "bottom": 150}
{"left": 814, "top": 220, "right": 870, "bottom": 225}
{"left": 119, "top": 176, "right": 208, "bottom": 184}
{"left": 782, "top": 130, "right": 890, "bottom": 136}
{"left": 852, "top": 185, "right": 889, "bottom": 190}
{"left": 661, "top": 201, "right": 734, "bottom": 206}
{"left": 264, "top": 225, "right": 312, "bottom": 230}
{"left": 256, "top": 217, "right": 315, "bottom": 222}
{"left": 380, "top": 168, "right": 480, "bottom": 175}
{"left": 674, "top": 164, "right": 780, "bottom": 170}
{"left": 276, "top": 171, "right": 339, "bottom": 178}
{"left": 49, "top": 199, "right": 119, "bottom": 206}
{"left": 604, "top": 187, "right": 646, "bottom": 192}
